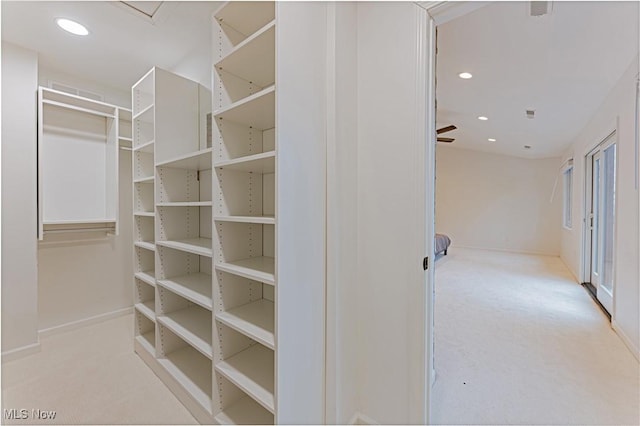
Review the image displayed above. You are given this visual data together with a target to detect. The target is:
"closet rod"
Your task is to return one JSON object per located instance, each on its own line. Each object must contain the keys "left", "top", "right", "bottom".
{"left": 43, "top": 227, "right": 115, "bottom": 234}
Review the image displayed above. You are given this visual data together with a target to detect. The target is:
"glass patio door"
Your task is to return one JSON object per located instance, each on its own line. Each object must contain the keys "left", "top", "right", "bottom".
{"left": 586, "top": 134, "right": 616, "bottom": 314}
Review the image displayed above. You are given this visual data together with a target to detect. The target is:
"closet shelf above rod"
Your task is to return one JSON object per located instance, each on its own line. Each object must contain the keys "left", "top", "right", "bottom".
{"left": 42, "top": 99, "right": 116, "bottom": 119}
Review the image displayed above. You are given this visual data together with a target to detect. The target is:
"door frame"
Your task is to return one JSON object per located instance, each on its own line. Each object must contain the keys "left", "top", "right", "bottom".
{"left": 581, "top": 124, "right": 618, "bottom": 316}
{"left": 417, "top": 1, "right": 491, "bottom": 423}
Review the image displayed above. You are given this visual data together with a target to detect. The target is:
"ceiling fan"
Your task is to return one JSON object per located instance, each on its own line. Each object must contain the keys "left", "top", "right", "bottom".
{"left": 437, "top": 125, "right": 457, "bottom": 143}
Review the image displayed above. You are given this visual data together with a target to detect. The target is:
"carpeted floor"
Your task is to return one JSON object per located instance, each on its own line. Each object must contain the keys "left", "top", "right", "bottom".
{"left": 1, "top": 314, "right": 197, "bottom": 425}
{"left": 2, "top": 249, "right": 638, "bottom": 425}
{"left": 430, "top": 248, "right": 640, "bottom": 425}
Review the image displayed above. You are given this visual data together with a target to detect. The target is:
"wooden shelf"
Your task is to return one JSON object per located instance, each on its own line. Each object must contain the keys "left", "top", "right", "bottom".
{"left": 135, "top": 300, "right": 155, "bottom": 322}
{"left": 134, "top": 241, "right": 156, "bottom": 252}
{"left": 134, "top": 211, "right": 155, "bottom": 217}
{"left": 214, "top": 151, "right": 275, "bottom": 174}
{"left": 133, "top": 103, "right": 154, "bottom": 121}
{"left": 157, "top": 201, "right": 212, "bottom": 207}
{"left": 135, "top": 331, "right": 155, "bottom": 356}
{"left": 156, "top": 148, "right": 213, "bottom": 170}
{"left": 214, "top": 215, "right": 274, "bottom": 225}
{"left": 215, "top": 344, "right": 275, "bottom": 414}
{"left": 215, "top": 256, "right": 275, "bottom": 286}
{"left": 41, "top": 87, "right": 117, "bottom": 118}
{"left": 214, "top": 86, "right": 275, "bottom": 130}
{"left": 214, "top": 1, "right": 275, "bottom": 38}
{"left": 157, "top": 273, "right": 213, "bottom": 311}
{"left": 216, "top": 21, "right": 275, "bottom": 88}
{"left": 158, "top": 306, "right": 212, "bottom": 359}
{"left": 135, "top": 270, "right": 156, "bottom": 287}
{"left": 133, "top": 140, "right": 154, "bottom": 153}
{"left": 158, "top": 345, "right": 212, "bottom": 415}
{"left": 216, "top": 299, "right": 274, "bottom": 350}
{"left": 134, "top": 176, "right": 154, "bottom": 184}
{"left": 119, "top": 137, "right": 133, "bottom": 149}
{"left": 156, "top": 238, "right": 212, "bottom": 257}
{"left": 214, "top": 395, "right": 274, "bottom": 425}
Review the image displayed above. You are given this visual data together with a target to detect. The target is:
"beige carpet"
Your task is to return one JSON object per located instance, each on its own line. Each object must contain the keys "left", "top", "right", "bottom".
{"left": 1, "top": 314, "right": 197, "bottom": 425}
{"left": 430, "top": 248, "right": 640, "bottom": 425}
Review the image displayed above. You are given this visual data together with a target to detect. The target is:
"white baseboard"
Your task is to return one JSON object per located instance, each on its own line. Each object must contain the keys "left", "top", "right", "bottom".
{"left": 559, "top": 255, "right": 581, "bottom": 283}
{"left": 452, "top": 244, "right": 559, "bottom": 257}
{"left": 38, "top": 306, "right": 133, "bottom": 339}
{"left": 2, "top": 342, "right": 41, "bottom": 363}
{"left": 349, "top": 412, "right": 379, "bottom": 425}
{"left": 612, "top": 320, "right": 640, "bottom": 362}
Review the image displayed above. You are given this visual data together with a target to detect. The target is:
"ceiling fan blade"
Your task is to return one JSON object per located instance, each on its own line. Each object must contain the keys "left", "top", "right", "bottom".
{"left": 437, "top": 137, "right": 455, "bottom": 143}
{"left": 436, "top": 125, "right": 457, "bottom": 134}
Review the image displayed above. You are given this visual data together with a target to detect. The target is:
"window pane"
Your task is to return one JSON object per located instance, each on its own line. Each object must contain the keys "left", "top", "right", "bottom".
{"left": 563, "top": 168, "right": 572, "bottom": 228}
{"left": 602, "top": 144, "right": 616, "bottom": 293}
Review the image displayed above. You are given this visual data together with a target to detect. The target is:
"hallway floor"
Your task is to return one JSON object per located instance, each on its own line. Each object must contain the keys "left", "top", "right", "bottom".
{"left": 431, "top": 248, "right": 640, "bottom": 425}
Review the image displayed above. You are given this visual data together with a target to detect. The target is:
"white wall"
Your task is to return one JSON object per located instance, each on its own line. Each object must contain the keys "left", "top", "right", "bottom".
{"left": 36, "top": 67, "right": 133, "bottom": 332}
{"left": 1, "top": 42, "right": 40, "bottom": 357}
{"left": 168, "top": 45, "right": 212, "bottom": 91}
{"left": 561, "top": 56, "right": 640, "bottom": 357}
{"left": 435, "top": 145, "right": 562, "bottom": 256}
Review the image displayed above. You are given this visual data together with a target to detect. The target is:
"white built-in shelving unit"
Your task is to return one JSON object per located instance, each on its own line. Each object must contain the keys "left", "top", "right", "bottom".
{"left": 131, "top": 67, "right": 216, "bottom": 421}
{"left": 37, "top": 87, "right": 123, "bottom": 239}
{"left": 211, "top": 2, "right": 276, "bottom": 424}
{"left": 133, "top": 3, "right": 325, "bottom": 423}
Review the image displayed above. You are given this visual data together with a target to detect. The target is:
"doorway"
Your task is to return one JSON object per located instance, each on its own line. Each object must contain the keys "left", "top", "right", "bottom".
{"left": 583, "top": 132, "right": 618, "bottom": 315}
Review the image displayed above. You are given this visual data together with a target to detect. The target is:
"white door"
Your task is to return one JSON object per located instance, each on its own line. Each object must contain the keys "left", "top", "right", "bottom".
{"left": 598, "top": 142, "right": 616, "bottom": 312}
{"left": 586, "top": 135, "right": 617, "bottom": 314}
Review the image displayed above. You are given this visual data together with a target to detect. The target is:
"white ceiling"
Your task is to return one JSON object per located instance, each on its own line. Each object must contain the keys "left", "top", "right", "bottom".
{"left": 1, "top": 1, "right": 222, "bottom": 92}
{"left": 436, "top": 1, "right": 639, "bottom": 159}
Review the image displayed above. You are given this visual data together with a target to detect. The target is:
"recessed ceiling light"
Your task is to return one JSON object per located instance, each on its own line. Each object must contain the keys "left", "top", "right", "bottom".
{"left": 488, "top": 138, "right": 496, "bottom": 142}
{"left": 56, "top": 18, "right": 89, "bottom": 36}
{"left": 478, "top": 116, "right": 488, "bottom": 121}
{"left": 458, "top": 72, "right": 473, "bottom": 79}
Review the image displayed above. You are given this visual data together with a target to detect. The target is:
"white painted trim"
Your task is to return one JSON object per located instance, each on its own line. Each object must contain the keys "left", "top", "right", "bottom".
{"left": 451, "top": 244, "right": 561, "bottom": 258}
{"left": 612, "top": 320, "right": 640, "bottom": 362}
{"left": 559, "top": 255, "right": 580, "bottom": 283}
{"left": 421, "top": 7, "right": 437, "bottom": 424}
{"left": 1, "top": 342, "right": 41, "bottom": 363}
{"left": 38, "top": 306, "right": 133, "bottom": 338}
{"left": 324, "top": 3, "right": 342, "bottom": 424}
{"left": 349, "top": 412, "right": 380, "bottom": 425}
{"left": 418, "top": 1, "right": 492, "bottom": 24}
{"left": 419, "top": 2, "right": 494, "bottom": 424}
{"left": 347, "top": 412, "right": 360, "bottom": 425}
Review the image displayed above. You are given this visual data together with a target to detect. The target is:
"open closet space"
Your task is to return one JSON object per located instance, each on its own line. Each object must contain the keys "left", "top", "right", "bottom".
{"left": 2, "top": 1, "right": 325, "bottom": 424}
